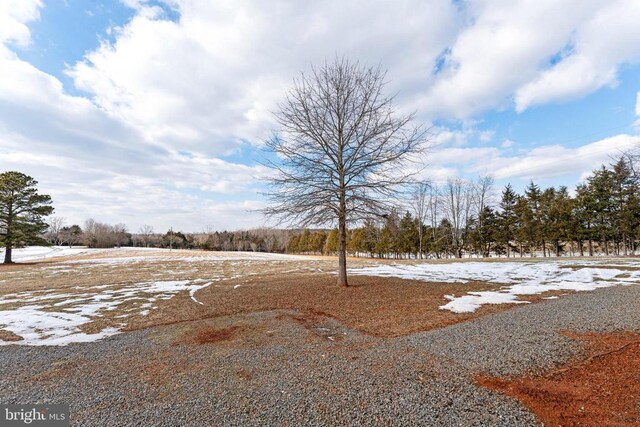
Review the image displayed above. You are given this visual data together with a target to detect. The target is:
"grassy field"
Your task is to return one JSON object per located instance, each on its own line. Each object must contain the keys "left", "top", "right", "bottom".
{"left": 4, "top": 247, "right": 630, "bottom": 344}
{"left": 2, "top": 248, "right": 640, "bottom": 425}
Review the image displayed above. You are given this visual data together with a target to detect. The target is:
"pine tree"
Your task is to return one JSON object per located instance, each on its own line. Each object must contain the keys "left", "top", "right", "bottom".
{"left": 588, "top": 167, "right": 615, "bottom": 255}
{"left": 611, "top": 158, "right": 639, "bottom": 255}
{"left": 0, "top": 171, "right": 54, "bottom": 263}
{"left": 398, "top": 211, "right": 418, "bottom": 258}
{"left": 325, "top": 229, "right": 339, "bottom": 254}
{"left": 498, "top": 184, "right": 518, "bottom": 257}
{"left": 469, "top": 207, "right": 498, "bottom": 257}
{"left": 514, "top": 195, "right": 532, "bottom": 257}
{"left": 575, "top": 183, "right": 596, "bottom": 256}
{"left": 381, "top": 209, "right": 400, "bottom": 258}
{"left": 524, "top": 181, "right": 542, "bottom": 256}
{"left": 544, "top": 186, "right": 573, "bottom": 257}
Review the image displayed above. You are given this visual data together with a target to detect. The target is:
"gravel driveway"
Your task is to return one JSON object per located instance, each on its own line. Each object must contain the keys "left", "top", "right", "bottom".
{"left": 2, "top": 284, "right": 639, "bottom": 426}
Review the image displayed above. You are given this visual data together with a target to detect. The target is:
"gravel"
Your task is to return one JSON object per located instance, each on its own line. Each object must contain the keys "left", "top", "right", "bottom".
{"left": 403, "top": 283, "right": 640, "bottom": 376}
{"left": 2, "top": 284, "right": 640, "bottom": 426}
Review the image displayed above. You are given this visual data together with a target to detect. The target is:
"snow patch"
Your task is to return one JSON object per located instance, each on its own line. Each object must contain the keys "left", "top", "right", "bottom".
{"left": 0, "top": 279, "right": 217, "bottom": 346}
{"left": 350, "top": 260, "right": 640, "bottom": 313}
{"left": 0, "top": 246, "right": 94, "bottom": 262}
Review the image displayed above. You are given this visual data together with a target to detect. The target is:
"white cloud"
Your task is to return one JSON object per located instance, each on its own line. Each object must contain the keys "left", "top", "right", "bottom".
{"left": 68, "top": 0, "right": 459, "bottom": 153}
{"left": 2, "top": 1, "right": 640, "bottom": 231}
{"left": 515, "top": 0, "right": 640, "bottom": 111}
{"left": 417, "top": 0, "right": 606, "bottom": 118}
{"left": 418, "top": 134, "right": 640, "bottom": 184}
{"left": 0, "top": 40, "right": 267, "bottom": 231}
{"left": 501, "top": 139, "right": 515, "bottom": 148}
{"left": 0, "top": 0, "right": 41, "bottom": 49}
{"left": 489, "top": 134, "right": 640, "bottom": 180}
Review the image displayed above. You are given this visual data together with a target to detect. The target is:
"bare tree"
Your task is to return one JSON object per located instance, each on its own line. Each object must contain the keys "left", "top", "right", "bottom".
{"left": 263, "top": 58, "right": 425, "bottom": 286}
{"left": 138, "top": 224, "right": 154, "bottom": 248}
{"left": 442, "top": 178, "right": 472, "bottom": 258}
{"left": 113, "top": 223, "right": 129, "bottom": 248}
{"left": 411, "top": 181, "right": 431, "bottom": 259}
{"left": 60, "top": 225, "right": 82, "bottom": 248}
{"left": 83, "top": 219, "right": 129, "bottom": 248}
{"left": 47, "top": 216, "right": 66, "bottom": 246}
{"left": 426, "top": 183, "right": 441, "bottom": 257}
{"left": 471, "top": 175, "right": 495, "bottom": 217}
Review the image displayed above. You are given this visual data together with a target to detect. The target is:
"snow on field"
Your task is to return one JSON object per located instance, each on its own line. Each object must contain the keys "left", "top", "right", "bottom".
{"left": 0, "top": 247, "right": 321, "bottom": 346}
{"left": 1, "top": 246, "right": 313, "bottom": 264}
{"left": 350, "top": 261, "right": 640, "bottom": 313}
{"left": 0, "top": 246, "right": 95, "bottom": 262}
{"left": 0, "top": 279, "right": 217, "bottom": 346}
{"left": 61, "top": 252, "right": 311, "bottom": 265}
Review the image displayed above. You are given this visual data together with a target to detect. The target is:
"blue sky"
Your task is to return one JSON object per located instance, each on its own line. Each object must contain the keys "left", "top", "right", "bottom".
{"left": 1, "top": 0, "right": 639, "bottom": 232}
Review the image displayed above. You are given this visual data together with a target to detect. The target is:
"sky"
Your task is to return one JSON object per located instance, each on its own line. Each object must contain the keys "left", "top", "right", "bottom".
{"left": 1, "top": 0, "right": 639, "bottom": 233}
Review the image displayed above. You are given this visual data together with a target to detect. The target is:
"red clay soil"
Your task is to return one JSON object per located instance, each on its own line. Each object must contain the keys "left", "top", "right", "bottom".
{"left": 477, "top": 332, "right": 640, "bottom": 427}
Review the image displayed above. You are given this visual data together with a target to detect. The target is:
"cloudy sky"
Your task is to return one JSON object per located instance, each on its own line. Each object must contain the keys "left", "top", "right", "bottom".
{"left": 1, "top": 0, "right": 639, "bottom": 232}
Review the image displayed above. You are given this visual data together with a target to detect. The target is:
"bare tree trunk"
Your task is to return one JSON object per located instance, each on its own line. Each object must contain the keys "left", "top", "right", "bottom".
{"left": 3, "top": 215, "right": 13, "bottom": 264}
{"left": 337, "top": 188, "right": 348, "bottom": 286}
{"left": 623, "top": 234, "right": 628, "bottom": 256}
{"left": 3, "top": 246, "right": 12, "bottom": 264}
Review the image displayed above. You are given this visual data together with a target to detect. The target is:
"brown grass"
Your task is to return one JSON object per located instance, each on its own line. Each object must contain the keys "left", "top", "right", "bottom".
{"left": 1, "top": 250, "right": 617, "bottom": 341}
{"left": 477, "top": 332, "right": 640, "bottom": 427}
{"left": 127, "top": 273, "right": 524, "bottom": 337}
{"left": 0, "top": 329, "right": 23, "bottom": 342}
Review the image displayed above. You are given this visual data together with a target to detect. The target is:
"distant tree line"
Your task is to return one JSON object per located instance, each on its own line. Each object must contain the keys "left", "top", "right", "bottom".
{"left": 38, "top": 155, "right": 640, "bottom": 258}
{"left": 44, "top": 218, "right": 294, "bottom": 252}
{"left": 286, "top": 156, "right": 640, "bottom": 258}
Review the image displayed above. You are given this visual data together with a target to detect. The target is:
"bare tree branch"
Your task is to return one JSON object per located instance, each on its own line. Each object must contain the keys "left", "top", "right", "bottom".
{"left": 262, "top": 58, "right": 426, "bottom": 285}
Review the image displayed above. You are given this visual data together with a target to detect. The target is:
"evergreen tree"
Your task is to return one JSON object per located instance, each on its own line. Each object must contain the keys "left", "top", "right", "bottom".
{"left": 380, "top": 209, "right": 400, "bottom": 258}
{"left": 477, "top": 206, "right": 499, "bottom": 258}
{"left": 544, "top": 186, "right": 573, "bottom": 256}
{"left": 325, "top": 229, "right": 339, "bottom": 254}
{"left": 498, "top": 184, "right": 518, "bottom": 257}
{"left": 575, "top": 183, "right": 596, "bottom": 256}
{"left": 588, "top": 167, "right": 615, "bottom": 255}
{"left": 514, "top": 195, "right": 532, "bottom": 257}
{"left": 611, "top": 158, "right": 639, "bottom": 255}
{"left": 287, "top": 234, "right": 301, "bottom": 253}
{"left": 0, "top": 171, "right": 54, "bottom": 264}
{"left": 398, "top": 211, "right": 419, "bottom": 258}
{"left": 524, "top": 181, "right": 542, "bottom": 256}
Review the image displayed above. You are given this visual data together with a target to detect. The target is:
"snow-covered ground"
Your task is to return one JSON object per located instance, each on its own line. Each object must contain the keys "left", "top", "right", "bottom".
{"left": 0, "top": 246, "right": 323, "bottom": 346}
{"left": 350, "top": 260, "right": 640, "bottom": 313}
{"left": 4, "top": 246, "right": 640, "bottom": 345}
{"left": 0, "top": 245, "right": 314, "bottom": 265}
{"left": 0, "top": 279, "right": 218, "bottom": 346}
{"left": 0, "top": 246, "right": 95, "bottom": 262}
